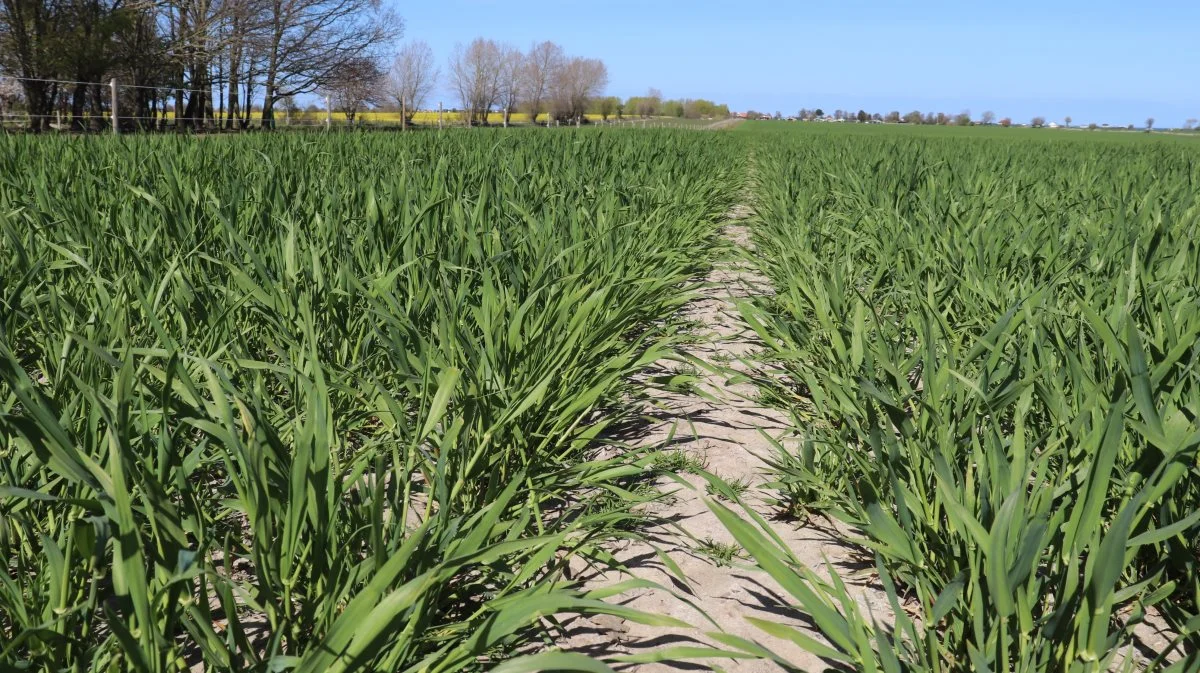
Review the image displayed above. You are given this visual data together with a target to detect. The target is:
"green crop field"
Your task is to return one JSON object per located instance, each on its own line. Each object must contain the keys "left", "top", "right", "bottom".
{"left": 0, "top": 130, "right": 741, "bottom": 671}
{"left": 2, "top": 123, "right": 1198, "bottom": 673}
{"left": 738, "top": 119, "right": 1200, "bottom": 144}
{"left": 722, "top": 123, "right": 1200, "bottom": 670}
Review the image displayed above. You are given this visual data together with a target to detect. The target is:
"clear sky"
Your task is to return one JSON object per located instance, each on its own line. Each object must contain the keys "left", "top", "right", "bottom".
{"left": 398, "top": 0, "right": 1200, "bottom": 128}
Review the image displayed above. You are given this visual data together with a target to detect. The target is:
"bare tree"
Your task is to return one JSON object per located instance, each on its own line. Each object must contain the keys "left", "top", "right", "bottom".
{"left": 388, "top": 40, "right": 437, "bottom": 128}
{"left": 321, "top": 56, "right": 383, "bottom": 123}
{"left": 1146, "top": 117, "right": 1154, "bottom": 130}
{"left": 1064, "top": 115, "right": 1072, "bottom": 128}
{"left": 519, "top": 40, "right": 563, "bottom": 126}
{"left": 258, "top": 0, "right": 401, "bottom": 127}
{"left": 1031, "top": 116, "right": 1046, "bottom": 127}
{"left": 1186, "top": 118, "right": 1198, "bottom": 130}
{"left": 165, "top": 0, "right": 241, "bottom": 130}
{"left": 449, "top": 38, "right": 505, "bottom": 126}
{"left": 636, "top": 87, "right": 661, "bottom": 117}
{"left": 550, "top": 56, "right": 606, "bottom": 125}
{"left": 981, "top": 110, "right": 995, "bottom": 125}
{"left": 218, "top": 0, "right": 271, "bottom": 129}
{"left": 0, "top": 0, "right": 80, "bottom": 129}
{"left": 496, "top": 44, "right": 522, "bottom": 126}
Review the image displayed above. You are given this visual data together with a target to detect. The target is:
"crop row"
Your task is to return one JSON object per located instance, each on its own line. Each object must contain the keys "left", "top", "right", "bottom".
{"left": 733, "top": 129, "right": 1200, "bottom": 671}
{"left": 0, "top": 130, "right": 740, "bottom": 672}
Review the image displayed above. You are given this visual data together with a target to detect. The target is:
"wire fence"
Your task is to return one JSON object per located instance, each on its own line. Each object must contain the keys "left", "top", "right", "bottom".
{"left": 0, "top": 74, "right": 728, "bottom": 133}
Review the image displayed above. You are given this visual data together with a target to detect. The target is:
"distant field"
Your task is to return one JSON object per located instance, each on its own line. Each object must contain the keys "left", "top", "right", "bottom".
{"left": 733, "top": 119, "right": 1200, "bottom": 143}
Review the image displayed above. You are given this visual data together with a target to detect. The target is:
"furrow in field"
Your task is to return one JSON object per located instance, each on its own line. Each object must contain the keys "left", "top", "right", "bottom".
{"left": 561, "top": 199, "right": 888, "bottom": 672}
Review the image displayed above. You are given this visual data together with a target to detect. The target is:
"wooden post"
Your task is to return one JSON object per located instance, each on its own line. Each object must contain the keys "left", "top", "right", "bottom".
{"left": 110, "top": 78, "right": 119, "bottom": 134}
{"left": 324, "top": 95, "right": 331, "bottom": 130}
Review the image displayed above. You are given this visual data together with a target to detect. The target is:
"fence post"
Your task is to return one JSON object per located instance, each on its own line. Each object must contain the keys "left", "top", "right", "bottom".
{"left": 324, "top": 95, "right": 331, "bottom": 130}
{"left": 110, "top": 78, "right": 119, "bottom": 134}
{"left": 438, "top": 102, "right": 443, "bottom": 129}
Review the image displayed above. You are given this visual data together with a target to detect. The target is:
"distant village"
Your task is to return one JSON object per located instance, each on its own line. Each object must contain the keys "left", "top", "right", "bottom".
{"left": 729, "top": 109, "right": 1171, "bottom": 131}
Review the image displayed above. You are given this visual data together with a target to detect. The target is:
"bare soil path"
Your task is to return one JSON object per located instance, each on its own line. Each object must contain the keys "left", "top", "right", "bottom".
{"left": 562, "top": 200, "right": 887, "bottom": 671}
{"left": 705, "top": 118, "right": 745, "bottom": 131}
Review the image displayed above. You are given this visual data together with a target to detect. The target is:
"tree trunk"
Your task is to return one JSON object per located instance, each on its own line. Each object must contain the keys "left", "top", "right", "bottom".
{"left": 91, "top": 83, "right": 105, "bottom": 132}
{"left": 242, "top": 61, "right": 254, "bottom": 128}
{"left": 216, "top": 59, "right": 225, "bottom": 130}
{"left": 261, "top": 30, "right": 281, "bottom": 129}
{"left": 226, "top": 77, "right": 239, "bottom": 129}
{"left": 70, "top": 84, "right": 87, "bottom": 131}
{"left": 22, "top": 82, "right": 52, "bottom": 132}
{"left": 225, "top": 17, "right": 242, "bottom": 129}
{"left": 261, "top": 77, "right": 276, "bottom": 128}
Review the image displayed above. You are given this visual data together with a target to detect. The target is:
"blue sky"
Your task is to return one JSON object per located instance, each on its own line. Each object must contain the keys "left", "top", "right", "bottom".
{"left": 398, "top": 1, "right": 1200, "bottom": 128}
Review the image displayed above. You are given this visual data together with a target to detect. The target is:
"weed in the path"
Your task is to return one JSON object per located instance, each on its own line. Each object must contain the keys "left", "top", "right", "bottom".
{"left": 694, "top": 538, "right": 746, "bottom": 568}
{"left": 710, "top": 351, "right": 736, "bottom": 367}
{"left": 652, "top": 450, "right": 708, "bottom": 475}
{"left": 706, "top": 475, "right": 753, "bottom": 503}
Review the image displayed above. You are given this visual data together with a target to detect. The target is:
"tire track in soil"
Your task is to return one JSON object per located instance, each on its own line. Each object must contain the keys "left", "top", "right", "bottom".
{"left": 560, "top": 201, "right": 889, "bottom": 672}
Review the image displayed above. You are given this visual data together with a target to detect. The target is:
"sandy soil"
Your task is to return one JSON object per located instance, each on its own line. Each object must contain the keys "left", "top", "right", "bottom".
{"left": 560, "top": 203, "right": 889, "bottom": 672}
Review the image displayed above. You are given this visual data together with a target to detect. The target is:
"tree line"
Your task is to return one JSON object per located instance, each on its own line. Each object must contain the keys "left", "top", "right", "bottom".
{"left": 332, "top": 48, "right": 730, "bottom": 128}
{"left": 0, "top": 0, "right": 733, "bottom": 134}
{"left": 412, "top": 39, "right": 609, "bottom": 127}
{"left": 0, "top": 0, "right": 401, "bottom": 131}
{"left": 0, "top": 1, "right": 627, "bottom": 131}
